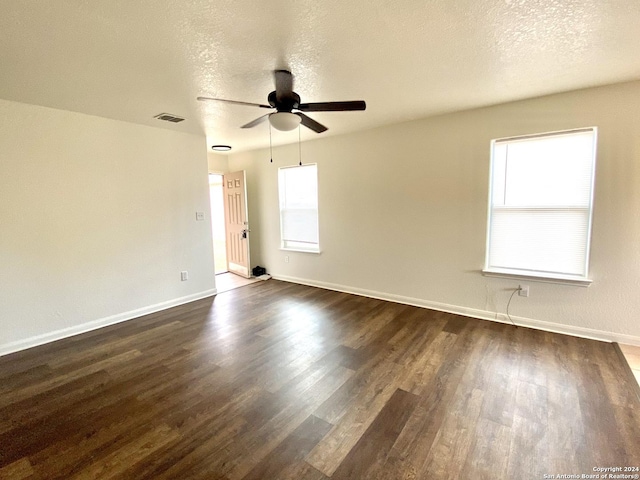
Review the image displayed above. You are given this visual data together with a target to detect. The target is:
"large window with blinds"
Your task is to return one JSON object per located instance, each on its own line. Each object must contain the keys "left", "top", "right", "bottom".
{"left": 278, "top": 164, "right": 320, "bottom": 252}
{"left": 484, "top": 128, "right": 597, "bottom": 283}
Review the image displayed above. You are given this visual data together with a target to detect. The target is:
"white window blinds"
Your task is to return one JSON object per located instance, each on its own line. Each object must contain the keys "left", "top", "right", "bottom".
{"left": 485, "top": 128, "right": 597, "bottom": 281}
{"left": 278, "top": 164, "right": 319, "bottom": 252}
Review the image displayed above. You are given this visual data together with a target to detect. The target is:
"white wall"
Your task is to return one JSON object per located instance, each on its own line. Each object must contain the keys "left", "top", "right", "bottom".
{"left": 229, "top": 81, "right": 640, "bottom": 344}
{"left": 208, "top": 152, "right": 229, "bottom": 173}
{"left": 0, "top": 99, "right": 216, "bottom": 355}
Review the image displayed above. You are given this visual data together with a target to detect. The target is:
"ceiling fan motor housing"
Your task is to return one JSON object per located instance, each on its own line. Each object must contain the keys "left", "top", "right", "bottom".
{"left": 268, "top": 91, "right": 300, "bottom": 112}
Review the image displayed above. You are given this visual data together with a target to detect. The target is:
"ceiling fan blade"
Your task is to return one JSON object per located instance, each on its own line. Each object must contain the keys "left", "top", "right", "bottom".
{"left": 240, "top": 114, "right": 270, "bottom": 128}
{"left": 297, "top": 100, "right": 366, "bottom": 112}
{"left": 197, "top": 96, "right": 272, "bottom": 109}
{"left": 274, "top": 70, "right": 294, "bottom": 101}
{"left": 296, "top": 113, "right": 328, "bottom": 133}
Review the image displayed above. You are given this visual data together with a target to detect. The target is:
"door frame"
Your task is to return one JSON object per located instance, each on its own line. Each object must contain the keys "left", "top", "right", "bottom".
{"left": 208, "top": 172, "right": 228, "bottom": 275}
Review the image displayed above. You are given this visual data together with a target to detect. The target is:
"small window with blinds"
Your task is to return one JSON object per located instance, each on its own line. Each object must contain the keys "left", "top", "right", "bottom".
{"left": 278, "top": 164, "right": 320, "bottom": 253}
{"left": 484, "top": 128, "right": 597, "bottom": 283}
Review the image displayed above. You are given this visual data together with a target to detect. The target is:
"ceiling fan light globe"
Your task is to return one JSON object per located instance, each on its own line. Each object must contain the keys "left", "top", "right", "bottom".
{"left": 269, "top": 112, "right": 301, "bottom": 131}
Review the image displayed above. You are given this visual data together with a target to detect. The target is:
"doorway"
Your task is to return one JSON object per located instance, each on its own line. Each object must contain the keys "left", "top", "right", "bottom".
{"left": 209, "top": 173, "right": 227, "bottom": 274}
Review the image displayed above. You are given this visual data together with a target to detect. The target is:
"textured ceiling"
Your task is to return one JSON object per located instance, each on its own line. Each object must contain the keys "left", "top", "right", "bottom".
{"left": 2, "top": 0, "right": 640, "bottom": 152}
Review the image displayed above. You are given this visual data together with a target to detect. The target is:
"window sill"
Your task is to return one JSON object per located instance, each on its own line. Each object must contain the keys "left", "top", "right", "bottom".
{"left": 482, "top": 269, "right": 592, "bottom": 287}
{"left": 280, "top": 247, "right": 322, "bottom": 254}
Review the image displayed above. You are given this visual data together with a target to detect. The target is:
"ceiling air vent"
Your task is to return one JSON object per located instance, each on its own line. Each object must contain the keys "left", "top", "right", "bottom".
{"left": 154, "top": 113, "right": 185, "bottom": 123}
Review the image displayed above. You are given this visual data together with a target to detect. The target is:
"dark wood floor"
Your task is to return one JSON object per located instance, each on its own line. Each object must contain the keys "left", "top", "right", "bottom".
{"left": 1, "top": 280, "right": 639, "bottom": 479}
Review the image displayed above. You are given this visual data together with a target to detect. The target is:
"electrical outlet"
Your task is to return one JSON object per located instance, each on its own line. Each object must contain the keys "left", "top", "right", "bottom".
{"left": 284, "top": 255, "right": 289, "bottom": 263}
{"left": 518, "top": 285, "right": 529, "bottom": 297}
{"left": 181, "top": 271, "right": 189, "bottom": 281}
{"left": 195, "top": 212, "right": 205, "bottom": 221}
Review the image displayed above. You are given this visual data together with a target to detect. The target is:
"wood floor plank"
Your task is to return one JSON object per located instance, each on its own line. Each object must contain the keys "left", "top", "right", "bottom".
{"left": 462, "top": 417, "right": 511, "bottom": 480}
{"left": 397, "top": 330, "right": 457, "bottom": 395}
{"left": 69, "top": 424, "right": 180, "bottom": 480}
{"left": 341, "top": 302, "right": 410, "bottom": 349}
{"left": 506, "top": 413, "right": 549, "bottom": 479}
{"left": 0, "top": 364, "right": 53, "bottom": 394}
{"left": 385, "top": 324, "right": 484, "bottom": 476}
{"left": 1, "top": 280, "right": 639, "bottom": 479}
{"left": 0, "top": 370, "right": 111, "bottom": 435}
{"left": 24, "top": 369, "right": 194, "bottom": 478}
{"left": 305, "top": 360, "right": 404, "bottom": 476}
{"left": 242, "top": 415, "right": 332, "bottom": 480}
{"left": 574, "top": 360, "right": 634, "bottom": 467}
{"left": 311, "top": 349, "right": 397, "bottom": 426}
{"left": 0, "top": 457, "right": 34, "bottom": 480}
{"left": 591, "top": 341, "right": 640, "bottom": 408}
{"left": 122, "top": 412, "right": 246, "bottom": 479}
{"left": 418, "top": 387, "right": 485, "bottom": 479}
{"left": 0, "top": 349, "right": 142, "bottom": 407}
{"left": 545, "top": 376, "right": 589, "bottom": 473}
{"left": 278, "top": 463, "right": 328, "bottom": 480}
{"left": 330, "top": 388, "right": 419, "bottom": 479}
{"left": 1, "top": 364, "right": 169, "bottom": 469}
{"left": 224, "top": 370, "right": 353, "bottom": 479}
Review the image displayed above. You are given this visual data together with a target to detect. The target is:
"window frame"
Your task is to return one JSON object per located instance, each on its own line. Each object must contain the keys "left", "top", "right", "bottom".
{"left": 278, "top": 163, "right": 321, "bottom": 254}
{"left": 483, "top": 127, "right": 598, "bottom": 286}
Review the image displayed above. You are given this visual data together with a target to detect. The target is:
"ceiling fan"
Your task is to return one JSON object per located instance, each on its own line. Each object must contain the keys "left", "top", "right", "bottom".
{"left": 197, "top": 70, "right": 366, "bottom": 133}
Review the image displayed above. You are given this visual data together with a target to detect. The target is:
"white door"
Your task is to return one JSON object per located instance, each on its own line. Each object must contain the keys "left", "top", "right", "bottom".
{"left": 223, "top": 171, "right": 251, "bottom": 278}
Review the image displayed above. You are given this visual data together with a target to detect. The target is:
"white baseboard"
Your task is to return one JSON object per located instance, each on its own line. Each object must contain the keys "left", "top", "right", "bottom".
{"left": 273, "top": 275, "right": 640, "bottom": 347}
{"left": 4, "top": 276, "right": 639, "bottom": 358}
{"left": 0, "top": 289, "right": 217, "bottom": 357}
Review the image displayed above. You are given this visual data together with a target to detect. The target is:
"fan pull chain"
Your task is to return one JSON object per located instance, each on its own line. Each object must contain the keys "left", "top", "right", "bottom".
{"left": 269, "top": 123, "right": 273, "bottom": 163}
{"left": 298, "top": 125, "right": 302, "bottom": 166}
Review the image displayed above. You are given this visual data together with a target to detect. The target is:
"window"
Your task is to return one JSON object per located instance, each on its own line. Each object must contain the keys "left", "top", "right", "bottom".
{"left": 484, "top": 128, "right": 597, "bottom": 283}
{"left": 278, "top": 164, "right": 319, "bottom": 252}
